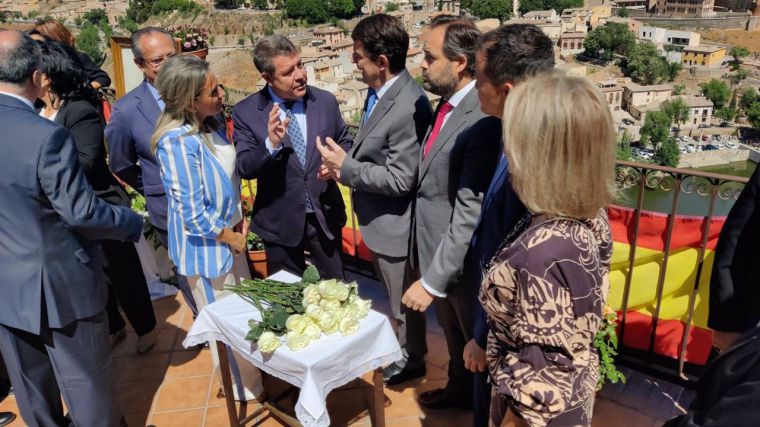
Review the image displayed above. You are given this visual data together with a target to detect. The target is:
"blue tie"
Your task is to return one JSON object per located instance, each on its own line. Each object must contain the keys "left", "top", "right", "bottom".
{"left": 283, "top": 102, "right": 313, "bottom": 212}
{"left": 364, "top": 88, "right": 378, "bottom": 124}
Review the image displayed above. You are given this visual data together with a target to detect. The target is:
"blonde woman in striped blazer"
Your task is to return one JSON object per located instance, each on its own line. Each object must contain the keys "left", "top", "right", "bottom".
{"left": 152, "top": 55, "right": 262, "bottom": 401}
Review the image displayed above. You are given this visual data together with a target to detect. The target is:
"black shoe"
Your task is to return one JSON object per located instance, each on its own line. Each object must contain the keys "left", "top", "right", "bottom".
{"left": 0, "top": 412, "right": 16, "bottom": 427}
{"left": 383, "top": 363, "right": 426, "bottom": 386}
{"left": 418, "top": 388, "right": 472, "bottom": 410}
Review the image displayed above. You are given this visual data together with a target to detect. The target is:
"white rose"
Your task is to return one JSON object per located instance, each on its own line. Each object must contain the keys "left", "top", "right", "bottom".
{"left": 285, "top": 331, "right": 310, "bottom": 351}
{"left": 302, "top": 284, "right": 321, "bottom": 306}
{"left": 257, "top": 331, "right": 281, "bottom": 353}
{"left": 319, "top": 298, "right": 341, "bottom": 312}
{"left": 334, "top": 283, "right": 350, "bottom": 301}
{"left": 303, "top": 321, "right": 322, "bottom": 341}
{"left": 286, "top": 314, "right": 309, "bottom": 333}
{"left": 305, "top": 305, "right": 324, "bottom": 320}
{"left": 349, "top": 296, "right": 372, "bottom": 317}
{"left": 316, "top": 311, "right": 339, "bottom": 334}
{"left": 342, "top": 304, "right": 363, "bottom": 320}
{"left": 338, "top": 316, "right": 360, "bottom": 336}
{"left": 317, "top": 279, "right": 341, "bottom": 299}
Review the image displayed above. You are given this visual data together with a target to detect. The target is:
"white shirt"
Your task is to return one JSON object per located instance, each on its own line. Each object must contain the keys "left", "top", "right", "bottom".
{"left": 264, "top": 86, "right": 308, "bottom": 155}
{"left": 420, "top": 79, "right": 477, "bottom": 299}
{"left": 0, "top": 91, "right": 35, "bottom": 111}
{"left": 209, "top": 130, "right": 243, "bottom": 226}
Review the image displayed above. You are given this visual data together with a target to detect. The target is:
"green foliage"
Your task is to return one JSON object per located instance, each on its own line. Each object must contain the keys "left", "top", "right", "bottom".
{"left": 27, "top": 10, "right": 39, "bottom": 19}
{"left": 595, "top": 309, "right": 626, "bottom": 389}
{"left": 329, "top": 0, "right": 356, "bottom": 17}
{"left": 640, "top": 110, "right": 671, "bottom": 150}
{"left": 700, "top": 79, "right": 730, "bottom": 108}
{"left": 237, "top": 36, "right": 245, "bottom": 45}
{"left": 715, "top": 106, "right": 737, "bottom": 123}
{"left": 617, "top": 130, "right": 633, "bottom": 161}
{"left": 126, "top": 0, "right": 203, "bottom": 23}
{"left": 620, "top": 42, "right": 677, "bottom": 85}
{"left": 583, "top": 23, "right": 635, "bottom": 62}
{"left": 461, "top": 0, "right": 513, "bottom": 21}
{"left": 302, "top": 265, "right": 320, "bottom": 284}
{"left": 517, "top": 0, "right": 582, "bottom": 13}
{"left": 284, "top": 0, "right": 359, "bottom": 23}
{"left": 385, "top": 2, "right": 400, "bottom": 11}
{"left": 747, "top": 102, "right": 760, "bottom": 130}
{"left": 740, "top": 87, "right": 757, "bottom": 110}
{"left": 414, "top": 75, "right": 424, "bottom": 87}
{"left": 672, "top": 83, "right": 685, "bottom": 95}
{"left": 82, "top": 8, "right": 108, "bottom": 25}
{"left": 247, "top": 232, "right": 264, "bottom": 251}
{"left": 76, "top": 22, "right": 104, "bottom": 66}
{"left": 661, "top": 97, "right": 690, "bottom": 132}
{"left": 727, "top": 68, "right": 748, "bottom": 86}
{"left": 253, "top": 0, "right": 269, "bottom": 9}
{"left": 653, "top": 137, "right": 680, "bottom": 167}
{"left": 216, "top": 0, "right": 242, "bottom": 8}
{"left": 118, "top": 16, "right": 139, "bottom": 33}
{"left": 729, "top": 46, "right": 750, "bottom": 63}
{"left": 617, "top": 6, "right": 630, "bottom": 17}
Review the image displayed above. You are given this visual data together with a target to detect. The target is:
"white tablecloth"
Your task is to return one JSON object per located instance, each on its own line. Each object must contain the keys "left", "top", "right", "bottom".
{"left": 183, "top": 271, "right": 402, "bottom": 427}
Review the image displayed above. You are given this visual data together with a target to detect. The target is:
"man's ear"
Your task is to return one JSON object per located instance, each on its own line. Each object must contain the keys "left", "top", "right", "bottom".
{"left": 262, "top": 72, "right": 273, "bottom": 85}
{"left": 377, "top": 54, "right": 390, "bottom": 71}
{"left": 502, "top": 82, "right": 513, "bottom": 97}
{"left": 454, "top": 54, "right": 469, "bottom": 75}
{"left": 31, "top": 69, "right": 43, "bottom": 89}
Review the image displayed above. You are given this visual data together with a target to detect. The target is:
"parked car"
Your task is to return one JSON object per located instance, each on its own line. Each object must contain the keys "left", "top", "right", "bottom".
{"left": 698, "top": 124, "right": 710, "bottom": 129}
{"left": 704, "top": 144, "right": 718, "bottom": 150}
{"left": 622, "top": 118, "right": 634, "bottom": 125}
{"left": 686, "top": 144, "right": 696, "bottom": 153}
{"left": 720, "top": 122, "right": 731, "bottom": 127}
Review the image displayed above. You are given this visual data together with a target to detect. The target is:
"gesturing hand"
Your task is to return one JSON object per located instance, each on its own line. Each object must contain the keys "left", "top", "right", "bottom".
{"left": 316, "top": 136, "right": 347, "bottom": 172}
{"left": 268, "top": 103, "right": 290, "bottom": 149}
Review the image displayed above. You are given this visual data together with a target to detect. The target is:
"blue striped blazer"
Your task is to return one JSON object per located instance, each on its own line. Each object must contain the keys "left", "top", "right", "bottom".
{"left": 155, "top": 125, "right": 236, "bottom": 278}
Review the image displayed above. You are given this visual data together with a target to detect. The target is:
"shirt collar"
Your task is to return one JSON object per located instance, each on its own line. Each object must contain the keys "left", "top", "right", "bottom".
{"left": 267, "top": 86, "right": 304, "bottom": 106}
{"left": 446, "top": 80, "right": 476, "bottom": 109}
{"left": 0, "top": 91, "right": 35, "bottom": 111}
{"left": 375, "top": 74, "right": 401, "bottom": 100}
{"left": 146, "top": 81, "right": 161, "bottom": 103}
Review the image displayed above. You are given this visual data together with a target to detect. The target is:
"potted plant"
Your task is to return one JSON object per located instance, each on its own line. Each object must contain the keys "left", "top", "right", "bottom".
{"left": 167, "top": 25, "right": 210, "bottom": 60}
{"left": 595, "top": 306, "right": 626, "bottom": 391}
{"left": 246, "top": 231, "right": 267, "bottom": 278}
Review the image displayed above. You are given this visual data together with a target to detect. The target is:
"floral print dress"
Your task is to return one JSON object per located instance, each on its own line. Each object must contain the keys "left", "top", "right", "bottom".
{"left": 479, "top": 211, "right": 612, "bottom": 427}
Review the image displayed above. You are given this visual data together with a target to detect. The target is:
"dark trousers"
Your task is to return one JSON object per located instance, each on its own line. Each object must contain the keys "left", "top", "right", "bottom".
{"left": 0, "top": 311, "right": 121, "bottom": 427}
{"left": 154, "top": 227, "right": 198, "bottom": 316}
{"left": 102, "top": 239, "right": 157, "bottom": 336}
{"left": 473, "top": 370, "right": 492, "bottom": 427}
{"left": 433, "top": 284, "right": 475, "bottom": 399}
{"left": 264, "top": 213, "right": 344, "bottom": 280}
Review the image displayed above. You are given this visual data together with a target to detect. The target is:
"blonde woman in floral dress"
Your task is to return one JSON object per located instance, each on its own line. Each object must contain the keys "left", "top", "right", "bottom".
{"left": 479, "top": 71, "right": 616, "bottom": 427}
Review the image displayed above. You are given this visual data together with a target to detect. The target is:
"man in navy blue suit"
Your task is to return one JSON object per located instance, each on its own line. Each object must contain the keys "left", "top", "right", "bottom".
{"left": 105, "top": 27, "right": 199, "bottom": 316}
{"left": 463, "top": 25, "right": 555, "bottom": 426}
{"left": 233, "top": 36, "right": 352, "bottom": 279}
{"left": 0, "top": 30, "right": 143, "bottom": 426}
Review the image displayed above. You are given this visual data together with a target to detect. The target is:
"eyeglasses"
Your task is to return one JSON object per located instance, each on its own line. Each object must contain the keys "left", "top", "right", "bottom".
{"left": 140, "top": 53, "right": 176, "bottom": 68}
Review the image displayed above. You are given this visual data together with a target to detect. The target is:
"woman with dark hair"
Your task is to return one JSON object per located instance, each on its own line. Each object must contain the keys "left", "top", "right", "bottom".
{"left": 37, "top": 41, "right": 157, "bottom": 354}
{"left": 33, "top": 18, "right": 111, "bottom": 89}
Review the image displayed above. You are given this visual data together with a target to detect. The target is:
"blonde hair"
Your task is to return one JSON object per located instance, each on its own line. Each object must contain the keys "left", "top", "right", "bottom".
{"left": 150, "top": 55, "right": 219, "bottom": 153}
{"left": 503, "top": 71, "right": 616, "bottom": 219}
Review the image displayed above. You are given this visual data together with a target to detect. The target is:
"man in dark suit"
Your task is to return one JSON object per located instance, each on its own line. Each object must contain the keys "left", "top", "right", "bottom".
{"left": 0, "top": 30, "right": 143, "bottom": 426}
{"left": 104, "top": 27, "right": 199, "bottom": 314}
{"left": 400, "top": 16, "right": 501, "bottom": 407}
{"left": 461, "top": 25, "right": 555, "bottom": 426}
{"left": 316, "top": 14, "right": 433, "bottom": 385}
{"left": 233, "top": 35, "right": 352, "bottom": 279}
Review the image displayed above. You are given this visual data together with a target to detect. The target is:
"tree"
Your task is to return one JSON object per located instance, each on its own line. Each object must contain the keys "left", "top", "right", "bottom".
{"left": 747, "top": 102, "right": 760, "bottom": 130}
{"left": 385, "top": 2, "right": 400, "bottom": 11}
{"left": 252, "top": 0, "right": 269, "bottom": 9}
{"left": 617, "top": 130, "right": 633, "bottom": 161}
{"left": 673, "top": 84, "right": 685, "bottom": 95}
{"left": 617, "top": 7, "right": 630, "bottom": 17}
{"left": 76, "top": 22, "right": 103, "bottom": 66}
{"left": 715, "top": 106, "right": 737, "bottom": 123}
{"left": 661, "top": 97, "right": 690, "bottom": 134}
{"left": 82, "top": 9, "right": 108, "bottom": 25}
{"left": 329, "top": 0, "right": 356, "bottom": 17}
{"left": 640, "top": 110, "right": 671, "bottom": 150}
{"left": 583, "top": 23, "right": 635, "bottom": 61}
{"left": 285, "top": 0, "right": 328, "bottom": 24}
{"left": 118, "top": 16, "right": 139, "bottom": 33}
{"left": 215, "top": 0, "right": 243, "bottom": 9}
{"left": 700, "top": 79, "right": 731, "bottom": 108}
{"left": 462, "top": 0, "right": 513, "bottom": 22}
{"left": 727, "top": 68, "right": 748, "bottom": 86}
{"left": 740, "top": 87, "right": 757, "bottom": 111}
{"left": 728, "top": 45, "right": 750, "bottom": 68}
{"left": 653, "top": 137, "right": 680, "bottom": 167}
{"left": 620, "top": 42, "right": 674, "bottom": 85}
{"left": 517, "top": 0, "right": 582, "bottom": 13}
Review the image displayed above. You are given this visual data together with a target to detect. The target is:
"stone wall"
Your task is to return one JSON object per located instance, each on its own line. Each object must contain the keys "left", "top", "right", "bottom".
{"left": 616, "top": 10, "right": 758, "bottom": 30}
{"left": 678, "top": 149, "right": 750, "bottom": 167}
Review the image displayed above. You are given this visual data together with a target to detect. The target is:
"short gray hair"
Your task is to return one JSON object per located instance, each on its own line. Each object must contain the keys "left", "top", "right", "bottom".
{"left": 131, "top": 27, "right": 173, "bottom": 59}
{"left": 253, "top": 35, "right": 298, "bottom": 75}
{"left": 0, "top": 30, "right": 40, "bottom": 86}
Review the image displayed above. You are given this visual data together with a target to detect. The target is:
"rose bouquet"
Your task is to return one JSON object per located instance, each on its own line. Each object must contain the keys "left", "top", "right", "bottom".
{"left": 167, "top": 25, "right": 209, "bottom": 52}
{"left": 228, "top": 266, "right": 372, "bottom": 353}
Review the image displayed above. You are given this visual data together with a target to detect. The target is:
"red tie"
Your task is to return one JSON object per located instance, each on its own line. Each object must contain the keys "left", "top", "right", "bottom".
{"left": 424, "top": 101, "right": 453, "bottom": 158}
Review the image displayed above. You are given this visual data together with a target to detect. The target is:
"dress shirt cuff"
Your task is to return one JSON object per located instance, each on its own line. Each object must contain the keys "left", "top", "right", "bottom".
{"left": 265, "top": 137, "right": 283, "bottom": 156}
{"left": 420, "top": 277, "right": 447, "bottom": 298}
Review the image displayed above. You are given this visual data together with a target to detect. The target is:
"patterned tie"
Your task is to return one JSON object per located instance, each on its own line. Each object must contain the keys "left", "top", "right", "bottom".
{"left": 283, "top": 101, "right": 313, "bottom": 211}
{"left": 364, "top": 88, "right": 378, "bottom": 124}
{"left": 423, "top": 101, "right": 454, "bottom": 159}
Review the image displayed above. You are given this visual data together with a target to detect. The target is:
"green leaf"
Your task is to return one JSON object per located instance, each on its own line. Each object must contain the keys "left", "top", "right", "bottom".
{"left": 302, "top": 265, "right": 320, "bottom": 284}
{"left": 246, "top": 325, "right": 264, "bottom": 341}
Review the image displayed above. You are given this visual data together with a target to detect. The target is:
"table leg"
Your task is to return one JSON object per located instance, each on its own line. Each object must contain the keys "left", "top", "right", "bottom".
{"left": 371, "top": 368, "right": 385, "bottom": 427}
{"left": 216, "top": 341, "right": 239, "bottom": 427}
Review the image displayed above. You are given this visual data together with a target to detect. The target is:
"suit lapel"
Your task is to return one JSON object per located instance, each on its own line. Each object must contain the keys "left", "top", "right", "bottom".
{"left": 353, "top": 71, "right": 412, "bottom": 155}
{"left": 419, "top": 88, "right": 478, "bottom": 182}
{"left": 303, "top": 88, "right": 320, "bottom": 173}
{"left": 135, "top": 82, "right": 161, "bottom": 128}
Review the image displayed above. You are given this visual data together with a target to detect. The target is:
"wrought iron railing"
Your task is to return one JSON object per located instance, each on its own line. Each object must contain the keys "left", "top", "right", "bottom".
{"left": 613, "top": 160, "right": 750, "bottom": 383}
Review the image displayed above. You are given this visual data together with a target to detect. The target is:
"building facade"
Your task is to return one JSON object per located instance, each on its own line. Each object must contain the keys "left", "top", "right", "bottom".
{"left": 682, "top": 45, "right": 726, "bottom": 68}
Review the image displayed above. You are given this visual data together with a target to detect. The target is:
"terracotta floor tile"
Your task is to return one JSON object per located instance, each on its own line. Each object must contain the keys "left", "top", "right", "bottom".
{"left": 424, "top": 363, "right": 448, "bottom": 381}
{"left": 425, "top": 332, "right": 449, "bottom": 369}
{"left": 152, "top": 294, "right": 183, "bottom": 310}
{"left": 166, "top": 349, "right": 214, "bottom": 379}
{"left": 593, "top": 398, "right": 657, "bottom": 427}
{"left": 149, "top": 408, "right": 205, "bottom": 427}
{"left": 204, "top": 405, "right": 233, "bottom": 426}
{"left": 0, "top": 396, "right": 25, "bottom": 427}
{"left": 117, "top": 380, "right": 161, "bottom": 416}
{"left": 117, "top": 353, "right": 171, "bottom": 384}
{"left": 154, "top": 306, "right": 186, "bottom": 330}
{"left": 153, "top": 376, "right": 212, "bottom": 412}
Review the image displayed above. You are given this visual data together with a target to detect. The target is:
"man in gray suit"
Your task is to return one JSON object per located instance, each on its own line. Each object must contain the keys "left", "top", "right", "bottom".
{"left": 317, "top": 14, "right": 433, "bottom": 385}
{"left": 0, "top": 31, "right": 143, "bottom": 426}
{"left": 401, "top": 16, "right": 501, "bottom": 408}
